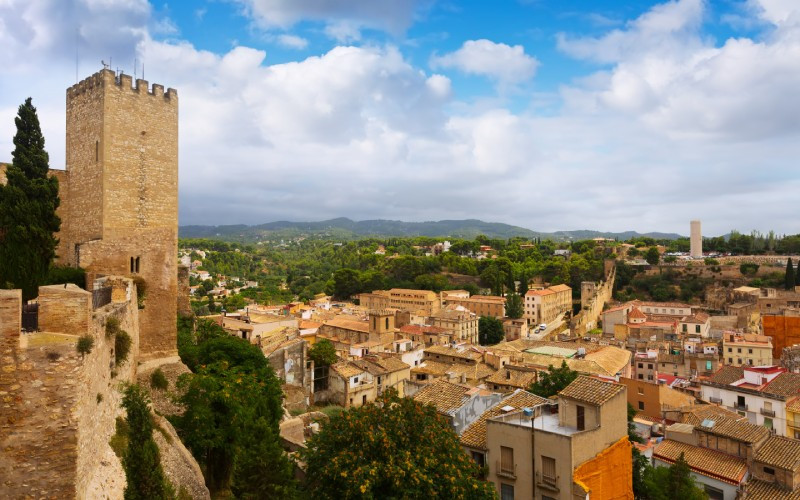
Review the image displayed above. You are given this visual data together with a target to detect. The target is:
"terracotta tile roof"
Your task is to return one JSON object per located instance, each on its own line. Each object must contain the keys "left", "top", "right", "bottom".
{"left": 697, "top": 415, "right": 770, "bottom": 444}
{"left": 653, "top": 439, "right": 747, "bottom": 485}
{"left": 628, "top": 307, "right": 646, "bottom": 320}
{"left": 353, "top": 359, "right": 388, "bottom": 376}
{"left": 744, "top": 480, "right": 800, "bottom": 500}
{"left": 706, "top": 365, "right": 745, "bottom": 385}
{"left": 640, "top": 301, "right": 692, "bottom": 309}
{"left": 558, "top": 376, "right": 625, "bottom": 406}
{"left": 657, "top": 352, "right": 683, "bottom": 364}
{"left": 681, "top": 312, "right": 710, "bottom": 323}
{"left": 485, "top": 366, "right": 538, "bottom": 390}
{"left": 412, "top": 379, "right": 471, "bottom": 415}
{"left": 787, "top": 397, "right": 800, "bottom": 412}
{"left": 525, "top": 289, "right": 554, "bottom": 296}
{"left": 399, "top": 324, "right": 423, "bottom": 335}
{"left": 764, "top": 373, "right": 800, "bottom": 397}
{"left": 323, "top": 317, "right": 369, "bottom": 333}
{"left": 549, "top": 284, "right": 571, "bottom": 293}
{"left": 424, "top": 345, "right": 481, "bottom": 361}
{"left": 299, "top": 320, "right": 323, "bottom": 329}
{"left": 332, "top": 362, "right": 366, "bottom": 379}
{"left": 460, "top": 390, "right": 549, "bottom": 450}
{"left": 411, "top": 360, "right": 453, "bottom": 376}
{"left": 680, "top": 404, "right": 745, "bottom": 426}
{"left": 370, "top": 356, "right": 410, "bottom": 373}
{"left": 754, "top": 436, "right": 800, "bottom": 470}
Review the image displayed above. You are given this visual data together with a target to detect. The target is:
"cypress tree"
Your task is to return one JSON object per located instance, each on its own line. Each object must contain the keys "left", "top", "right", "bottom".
{"left": 122, "top": 384, "right": 173, "bottom": 499}
{"left": 0, "top": 98, "right": 61, "bottom": 299}
{"left": 787, "top": 258, "right": 796, "bottom": 291}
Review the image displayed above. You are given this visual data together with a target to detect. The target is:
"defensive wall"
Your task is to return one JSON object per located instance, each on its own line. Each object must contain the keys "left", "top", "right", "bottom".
{"left": 0, "top": 278, "right": 139, "bottom": 498}
{"left": 571, "top": 262, "right": 616, "bottom": 336}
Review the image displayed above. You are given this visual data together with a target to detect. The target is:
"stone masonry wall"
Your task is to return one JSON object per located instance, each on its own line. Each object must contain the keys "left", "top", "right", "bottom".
{"left": 38, "top": 284, "right": 91, "bottom": 335}
{"left": 0, "top": 279, "right": 140, "bottom": 498}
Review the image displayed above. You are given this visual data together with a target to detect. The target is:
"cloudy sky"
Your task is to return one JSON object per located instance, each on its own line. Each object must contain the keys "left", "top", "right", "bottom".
{"left": 1, "top": 0, "right": 798, "bottom": 236}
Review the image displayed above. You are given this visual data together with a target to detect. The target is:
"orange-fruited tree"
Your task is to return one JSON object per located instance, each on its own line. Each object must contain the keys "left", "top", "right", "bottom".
{"left": 301, "top": 389, "right": 497, "bottom": 499}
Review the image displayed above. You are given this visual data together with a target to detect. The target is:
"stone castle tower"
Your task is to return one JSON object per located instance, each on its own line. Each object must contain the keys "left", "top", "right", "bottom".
{"left": 56, "top": 68, "right": 178, "bottom": 360}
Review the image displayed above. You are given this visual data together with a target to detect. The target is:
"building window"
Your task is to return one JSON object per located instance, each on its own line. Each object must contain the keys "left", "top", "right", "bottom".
{"left": 748, "top": 348, "right": 753, "bottom": 354}
{"left": 362, "top": 395, "right": 367, "bottom": 405}
{"left": 130, "top": 257, "right": 135, "bottom": 273}
{"left": 542, "top": 456, "right": 557, "bottom": 484}
{"left": 764, "top": 418, "right": 773, "bottom": 430}
{"left": 577, "top": 405, "right": 585, "bottom": 430}
{"left": 500, "top": 483, "right": 514, "bottom": 500}
{"left": 135, "top": 256, "right": 140, "bottom": 273}
{"left": 385, "top": 317, "right": 389, "bottom": 329}
{"left": 638, "top": 387, "right": 644, "bottom": 395}
{"left": 764, "top": 466, "right": 775, "bottom": 475}
{"left": 471, "top": 451, "right": 485, "bottom": 467}
{"left": 95, "top": 140, "right": 99, "bottom": 162}
{"left": 648, "top": 364, "right": 653, "bottom": 369}
{"left": 638, "top": 363, "right": 643, "bottom": 369}
{"left": 696, "top": 325, "right": 701, "bottom": 333}
{"left": 728, "top": 348, "right": 732, "bottom": 353}
{"left": 500, "top": 446, "right": 514, "bottom": 474}
{"left": 638, "top": 401, "right": 645, "bottom": 411}
{"left": 737, "top": 348, "right": 742, "bottom": 353}
{"left": 638, "top": 374, "right": 643, "bottom": 380}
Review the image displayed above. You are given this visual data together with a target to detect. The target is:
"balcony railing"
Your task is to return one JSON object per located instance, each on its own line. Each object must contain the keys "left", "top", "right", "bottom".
{"left": 496, "top": 461, "right": 516, "bottom": 479}
{"left": 709, "top": 397, "right": 723, "bottom": 404}
{"left": 734, "top": 403, "right": 749, "bottom": 411}
{"left": 536, "top": 471, "right": 559, "bottom": 492}
{"left": 761, "top": 408, "right": 776, "bottom": 418}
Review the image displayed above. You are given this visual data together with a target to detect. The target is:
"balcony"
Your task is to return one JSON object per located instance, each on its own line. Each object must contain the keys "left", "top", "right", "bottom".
{"left": 709, "top": 397, "right": 723, "bottom": 404}
{"left": 496, "top": 461, "right": 516, "bottom": 479}
{"left": 761, "top": 408, "right": 776, "bottom": 418}
{"left": 734, "top": 403, "right": 749, "bottom": 411}
{"left": 536, "top": 471, "right": 559, "bottom": 492}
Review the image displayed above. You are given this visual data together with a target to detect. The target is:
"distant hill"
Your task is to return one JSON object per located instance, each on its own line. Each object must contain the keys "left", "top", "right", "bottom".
{"left": 179, "top": 218, "right": 684, "bottom": 243}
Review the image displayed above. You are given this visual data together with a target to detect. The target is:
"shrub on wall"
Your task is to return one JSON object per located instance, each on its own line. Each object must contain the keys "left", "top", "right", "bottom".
{"left": 150, "top": 369, "right": 168, "bottom": 391}
{"left": 106, "top": 316, "right": 121, "bottom": 339}
{"left": 76, "top": 335, "right": 94, "bottom": 357}
{"left": 115, "top": 330, "right": 132, "bottom": 365}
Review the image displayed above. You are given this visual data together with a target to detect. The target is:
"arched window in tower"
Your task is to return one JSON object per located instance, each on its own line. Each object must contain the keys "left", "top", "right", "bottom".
{"left": 130, "top": 257, "right": 135, "bottom": 273}
{"left": 95, "top": 140, "right": 99, "bottom": 162}
{"left": 385, "top": 317, "right": 389, "bottom": 330}
{"left": 135, "top": 257, "right": 141, "bottom": 274}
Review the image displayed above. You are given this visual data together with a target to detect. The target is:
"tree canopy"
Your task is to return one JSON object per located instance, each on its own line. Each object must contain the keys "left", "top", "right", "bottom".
{"left": 300, "top": 389, "right": 496, "bottom": 499}
{"left": 309, "top": 338, "right": 338, "bottom": 366}
{"left": 505, "top": 291, "right": 523, "bottom": 319}
{"left": 528, "top": 361, "right": 578, "bottom": 398}
{"left": 174, "top": 319, "right": 295, "bottom": 498}
{"left": 0, "top": 98, "right": 61, "bottom": 299}
{"left": 478, "top": 316, "right": 505, "bottom": 345}
{"left": 787, "top": 258, "right": 796, "bottom": 290}
{"left": 645, "top": 247, "right": 660, "bottom": 266}
{"left": 640, "top": 453, "right": 707, "bottom": 500}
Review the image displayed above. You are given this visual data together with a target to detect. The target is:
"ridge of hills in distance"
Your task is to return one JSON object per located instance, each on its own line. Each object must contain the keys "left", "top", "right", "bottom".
{"left": 179, "top": 217, "right": 684, "bottom": 243}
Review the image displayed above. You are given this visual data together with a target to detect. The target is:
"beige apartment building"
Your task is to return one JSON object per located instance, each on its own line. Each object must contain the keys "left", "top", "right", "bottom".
{"left": 358, "top": 288, "right": 441, "bottom": 315}
{"left": 444, "top": 294, "right": 506, "bottom": 318}
{"left": 524, "top": 284, "right": 572, "bottom": 326}
{"left": 722, "top": 332, "right": 773, "bottom": 367}
{"left": 485, "top": 376, "right": 632, "bottom": 499}
{"left": 429, "top": 305, "right": 479, "bottom": 344}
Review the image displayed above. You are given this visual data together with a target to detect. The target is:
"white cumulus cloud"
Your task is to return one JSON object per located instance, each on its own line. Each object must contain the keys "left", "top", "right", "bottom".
{"left": 276, "top": 34, "right": 308, "bottom": 49}
{"left": 430, "top": 39, "right": 539, "bottom": 88}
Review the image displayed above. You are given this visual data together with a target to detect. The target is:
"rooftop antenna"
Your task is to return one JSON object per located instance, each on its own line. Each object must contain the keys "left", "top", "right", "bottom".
{"left": 134, "top": 58, "right": 137, "bottom": 80}
{"left": 101, "top": 60, "right": 109, "bottom": 69}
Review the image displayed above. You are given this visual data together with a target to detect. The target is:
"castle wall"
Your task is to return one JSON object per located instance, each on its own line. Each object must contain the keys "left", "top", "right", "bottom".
{"left": 0, "top": 279, "right": 140, "bottom": 498}
{"left": 38, "top": 284, "right": 91, "bottom": 334}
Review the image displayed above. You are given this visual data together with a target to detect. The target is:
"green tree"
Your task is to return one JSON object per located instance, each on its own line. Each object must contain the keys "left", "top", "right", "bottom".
{"left": 528, "top": 361, "right": 578, "bottom": 398}
{"left": 518, "top": 272, "right": 529, "bottom": 295}
{"left": 175, "top": 321, "right": 294, "bottom": 498}
{"left": 0, "top": 98, "right": 61, "bottom": 299}
{"left": 787, "top": 258, "right": 796, "bottom": 290}
{"left": 122, "top": 384, "right": 173, "bottom": 500}
{"left": 641, "top": 453, "right": 706, "bottom": 500}
{"left": 308, "top": 338, "right": 338, "bottom": 366}
{"left": 740, "top": 262, "right": 759, "bottom": 276}
{"left": 478, "top": 315, "right": 505, "bottom": 345}
{"left": 505, "top": 291, "right": 523, "bottom": 319}
{"left": 300, "top": 389, "right": 495, "bottom": 499}
{"left": 332, "top": 268, "right": 362, "bottom": 299}
{"left": 645, "top": 247, "right": 660, "bottom": 266}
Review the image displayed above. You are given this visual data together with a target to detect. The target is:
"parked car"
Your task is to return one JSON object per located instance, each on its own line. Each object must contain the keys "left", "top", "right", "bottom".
{"left": 539, "top": 323, "right": 547, "bottom": 330}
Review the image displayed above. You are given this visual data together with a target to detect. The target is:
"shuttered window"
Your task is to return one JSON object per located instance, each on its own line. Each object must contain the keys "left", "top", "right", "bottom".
{"left": 542, "top": 456, "right": 556, "bottom": 483}
{"left": 500, "top": 446, "right": 514, "bottom": 473}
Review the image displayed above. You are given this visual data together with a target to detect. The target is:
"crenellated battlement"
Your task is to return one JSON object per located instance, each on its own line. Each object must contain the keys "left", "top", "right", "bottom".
{"left": 67, "top": 68, "right": 177, "bottom": 100}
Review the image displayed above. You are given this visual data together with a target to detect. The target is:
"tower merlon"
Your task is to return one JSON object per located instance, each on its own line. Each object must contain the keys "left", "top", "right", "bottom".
{"left": 67, "top": 68, "right": 176, "bottom": 100}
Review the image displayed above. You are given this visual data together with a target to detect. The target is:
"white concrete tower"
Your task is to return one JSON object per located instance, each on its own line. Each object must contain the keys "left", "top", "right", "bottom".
{"left": 690, "top": 220, "right": 702, "bottom": 258}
